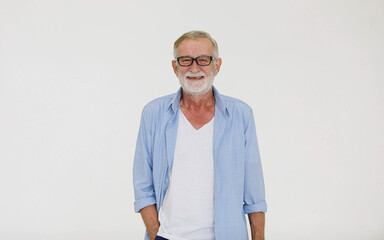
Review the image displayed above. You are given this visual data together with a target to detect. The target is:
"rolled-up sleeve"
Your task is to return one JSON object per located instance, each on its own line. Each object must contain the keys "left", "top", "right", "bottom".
{"left": 133, "top": 108, "right": 156, "bottom": 213}
{"left": 243, "top": 108, "right": 267, "bottom": 214}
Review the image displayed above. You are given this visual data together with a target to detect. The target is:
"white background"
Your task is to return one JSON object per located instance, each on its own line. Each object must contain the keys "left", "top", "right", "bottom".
{"left": 0, "top": 0, "right": 383, "bottom": 239}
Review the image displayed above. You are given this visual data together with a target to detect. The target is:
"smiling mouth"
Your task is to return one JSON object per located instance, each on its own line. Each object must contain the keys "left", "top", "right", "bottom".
{"left": 187, "top": 76, "right": 204, "bottom": 80}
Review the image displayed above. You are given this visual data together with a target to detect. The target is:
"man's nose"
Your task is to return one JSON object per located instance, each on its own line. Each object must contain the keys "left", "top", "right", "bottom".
{"left": 189, "top": 59, "right": 200, "bottom": 73}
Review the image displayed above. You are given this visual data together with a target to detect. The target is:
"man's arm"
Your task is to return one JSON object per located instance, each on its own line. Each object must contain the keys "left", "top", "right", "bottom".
{"left": 248, "top": 212, "right": 265, "bottom": 240}
{"left": 133, "top": 107, "right": 159, "bottom": 240}
{"left": 243, "top": 108, "right": 267, "bottom": 239}
{"left": 140, "top": 204, "right": 160, "bottom": 240}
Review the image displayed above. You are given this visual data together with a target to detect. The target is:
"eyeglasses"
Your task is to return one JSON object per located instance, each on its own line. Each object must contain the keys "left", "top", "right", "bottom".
{"left": 176, "top": 56, "right": 215, "bottom": 67}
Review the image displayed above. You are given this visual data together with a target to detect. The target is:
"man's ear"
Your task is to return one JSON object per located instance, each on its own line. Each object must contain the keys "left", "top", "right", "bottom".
{"left": 214, "top": 58, "right": 222, "bottom": 76}
{"left": 172, "top": 60, "right": 178, "bottom": 76}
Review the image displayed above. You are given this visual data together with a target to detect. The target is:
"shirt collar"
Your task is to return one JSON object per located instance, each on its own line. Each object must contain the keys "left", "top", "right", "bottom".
{"left": 168, "top": 86, "right": 229, "bottom": 116}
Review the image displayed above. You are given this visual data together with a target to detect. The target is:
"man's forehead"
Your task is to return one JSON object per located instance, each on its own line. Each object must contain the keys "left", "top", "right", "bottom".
{"left": 177, "top": 38, "right": 215, "bottom": 55}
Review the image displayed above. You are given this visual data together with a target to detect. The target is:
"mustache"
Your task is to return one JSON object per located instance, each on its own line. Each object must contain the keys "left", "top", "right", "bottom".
{"left": 184, "top": 71, "right": 207, "bottom": 78}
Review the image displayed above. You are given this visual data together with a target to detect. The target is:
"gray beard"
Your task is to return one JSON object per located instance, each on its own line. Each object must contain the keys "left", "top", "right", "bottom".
{"left": 178, "top": 70, "right": 215, "bottom": 97}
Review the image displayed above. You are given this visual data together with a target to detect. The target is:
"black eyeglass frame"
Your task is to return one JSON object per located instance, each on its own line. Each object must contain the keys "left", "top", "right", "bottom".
{"left": 176, "top": 55, "right": 216, "bottom": 67}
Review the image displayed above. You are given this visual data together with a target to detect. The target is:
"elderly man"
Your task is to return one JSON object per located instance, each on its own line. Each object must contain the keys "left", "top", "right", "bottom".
{"left": 133, "top": 30, "right": 267, "bottom": 240}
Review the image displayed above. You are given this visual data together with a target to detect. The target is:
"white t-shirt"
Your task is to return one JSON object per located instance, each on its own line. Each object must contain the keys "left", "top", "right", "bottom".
{"left": 157, "top": 110, "right": 215, "bottom": 240}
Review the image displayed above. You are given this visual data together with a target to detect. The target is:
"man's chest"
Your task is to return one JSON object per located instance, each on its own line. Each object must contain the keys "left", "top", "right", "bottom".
{"left": 179, "top": 107, "right": 215, "bottom": 130}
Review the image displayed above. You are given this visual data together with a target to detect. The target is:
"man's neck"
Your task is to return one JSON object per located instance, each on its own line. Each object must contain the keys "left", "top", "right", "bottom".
{"left": 180, "top": 89, "right": 215, "bottom": 111}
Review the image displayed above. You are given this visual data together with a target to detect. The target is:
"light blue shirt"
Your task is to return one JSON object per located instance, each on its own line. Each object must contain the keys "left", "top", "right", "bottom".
{"left": 133, "top": 86, "right": 267, "bottom": 240}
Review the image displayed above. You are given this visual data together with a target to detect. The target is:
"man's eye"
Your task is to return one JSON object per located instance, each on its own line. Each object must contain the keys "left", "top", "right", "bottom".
{"left": 180, "top": 58, "right": 192, "bottom": 63}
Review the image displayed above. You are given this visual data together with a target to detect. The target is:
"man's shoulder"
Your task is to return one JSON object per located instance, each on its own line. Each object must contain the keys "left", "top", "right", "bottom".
{"left": 144, "top": 93, "right": 175, "bottom": 108}
{"left": 140, "top": 92, "right": 177, "bottom": 117}
{"left": 219, "top": 93, "right": 253, "bottom": 113}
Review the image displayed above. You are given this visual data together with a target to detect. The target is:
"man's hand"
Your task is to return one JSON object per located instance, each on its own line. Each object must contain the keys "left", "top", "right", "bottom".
{"left": 248, "top": 212, "right": 265, "bottom": 240}
{"left": 140, "top": 204, "right": 160, "bottom": 240}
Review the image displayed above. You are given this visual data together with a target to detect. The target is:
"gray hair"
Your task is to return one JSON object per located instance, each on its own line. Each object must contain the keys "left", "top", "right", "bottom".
{"left": 173, "top": 30, "right": 219, "bottom": 59}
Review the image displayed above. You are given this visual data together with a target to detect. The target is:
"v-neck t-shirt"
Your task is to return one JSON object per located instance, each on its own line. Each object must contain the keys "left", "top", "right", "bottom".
{"left": 157, "top": 110, "right": 215, "bottom": 240}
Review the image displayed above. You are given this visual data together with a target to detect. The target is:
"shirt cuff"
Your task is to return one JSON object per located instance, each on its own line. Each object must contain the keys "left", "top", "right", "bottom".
{"left": 134, "top": 195, "right": 157, "bottom": 213}
{"left": 243, "top": 201, "right": 267, "bottom": 214}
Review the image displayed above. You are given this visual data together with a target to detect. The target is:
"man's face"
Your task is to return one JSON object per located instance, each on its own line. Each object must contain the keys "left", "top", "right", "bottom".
{"left": 172, "top": 38, "right": 222, "bottom": 96}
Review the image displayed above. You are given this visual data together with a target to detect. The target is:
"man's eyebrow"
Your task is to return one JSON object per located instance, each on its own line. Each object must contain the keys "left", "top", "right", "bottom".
{"left": 177, "top": 55, "right": 210, "bottom": 58}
